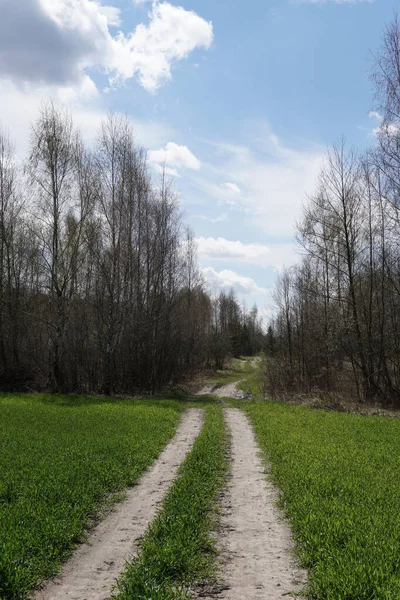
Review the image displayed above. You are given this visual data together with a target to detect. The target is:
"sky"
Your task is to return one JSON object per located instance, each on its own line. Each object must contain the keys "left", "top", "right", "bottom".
{"left": 0, "top": 0, "right": 397, "bottom": 320}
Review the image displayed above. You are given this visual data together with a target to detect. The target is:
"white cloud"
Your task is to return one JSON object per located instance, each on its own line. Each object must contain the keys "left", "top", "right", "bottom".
{"left": 196, "top": 237, "right": 271, "bottom": 266}
{"left": 368, "top": 111, "right": 400, "bottom": 138}
{"left": 0, "top": 0, "right": 107, "bottom": 89}
{"left": 109, "top": 2, "right": 213, "bottom": 91}
{"left": 195, "top": 130, "right": 323, "bottom": 237}
{"left": 0, "top": 0, "right": 213, "bottom": 94}
{"left": 98, "top": 6, "right": 122, "bottom": 27}
{"left": 369, "top": 111, "right": 382, "bottom": 121}
{"left": 369, "top": 111, "right": 383, "bottom": 137}
{"left": 222, "top": 182, "right": 241, "bottom": 194}
{"left": 148, "top": 142, "right": 201, "bottom": 173}
{"left": 196, "top": 236, "right": 299, "bottom": 269}
{"left": 0, "top": 80, "right": 175, "bottom": 158}
{"left": 201, "top": 267, "right": 267, "bottom": 295}
{"left": 165, "top": 166, "right": 181, "bottom": 177}
{"left": 375, "top": 121, "right": 400, "bottom": 138}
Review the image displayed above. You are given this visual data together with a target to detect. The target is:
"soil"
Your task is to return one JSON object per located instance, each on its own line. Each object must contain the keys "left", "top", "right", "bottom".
{"left": 32, "top": 408, "right": 204, "bottom": 600}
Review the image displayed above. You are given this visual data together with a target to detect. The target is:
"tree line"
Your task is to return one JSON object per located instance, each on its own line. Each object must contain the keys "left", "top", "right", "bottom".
{"left": 0, "top": 104, "right": 264, "bottom": 394}
{"left": 267, "top": 16, "right": 400, "bottom": 406}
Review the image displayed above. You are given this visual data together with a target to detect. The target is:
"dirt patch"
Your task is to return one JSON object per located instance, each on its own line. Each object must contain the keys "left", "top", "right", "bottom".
{"left": 210, "top": 408, "right": 306, "bottom": 599}
{"left": 32, "top": 409, "right": 204, "bottom": 600}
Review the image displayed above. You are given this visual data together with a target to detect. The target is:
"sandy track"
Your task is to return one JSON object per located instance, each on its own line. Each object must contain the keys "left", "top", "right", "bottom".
{"left": 215, "top": 408, "right": 306, "bottom": 600}
{"left": 32, "top": 408, "right": 203, "bottom": 600}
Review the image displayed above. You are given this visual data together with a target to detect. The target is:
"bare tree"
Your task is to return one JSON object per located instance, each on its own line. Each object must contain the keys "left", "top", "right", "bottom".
{"left": 0, "top": 128, "right": 24, "bottom": 382}
{"left": 0, "top": 104, "right": 242, "bottom": 395}
{"left": 27, "top": 102, "right": 91, "bottom": 390}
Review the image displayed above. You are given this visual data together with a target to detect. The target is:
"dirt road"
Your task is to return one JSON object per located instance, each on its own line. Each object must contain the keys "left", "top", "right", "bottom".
{"left": 32, "top": 408, "right": 203, "bottom": 600}
{"left": 197, "top": 379, "right": 306, "bottom": 599}
{"left": 35, "top": 378, "right": 306, "bottom": 600}
{"left": 215, "top": 408, "right": 306, "bottom": 599}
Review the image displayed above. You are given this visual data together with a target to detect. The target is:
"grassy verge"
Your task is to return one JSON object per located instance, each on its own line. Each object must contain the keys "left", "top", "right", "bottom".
{"left": 114, "top": 405, "right": 227, "bottom": 600}
{"left": 0, "top": 394, "right": 184, "bottom": 599}
{"left": 241, "top": 400, "right": 400, "bottom": 599}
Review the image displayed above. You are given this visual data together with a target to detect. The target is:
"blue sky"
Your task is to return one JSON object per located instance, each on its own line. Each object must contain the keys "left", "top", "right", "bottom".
{"left": 0, "top": 0, "right": 396, "bottom": 318}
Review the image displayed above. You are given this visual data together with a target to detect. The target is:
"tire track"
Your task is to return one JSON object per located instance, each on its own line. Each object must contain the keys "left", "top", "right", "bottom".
{"left": 32, "top": 408, "right": 204, "bottom": 600}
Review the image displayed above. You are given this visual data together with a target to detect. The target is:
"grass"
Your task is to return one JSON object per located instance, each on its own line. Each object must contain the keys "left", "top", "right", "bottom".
{"left": 113, "top": 404, "right": 227, "bottom": 600}
{"left": 206, "top": 357, "right": 255, "bottom": 387}
{"left": 241, "top": 400, "right": 400, "bottom": 599}
{"left": 0, "top": 393, "right": 185, "bottom": 599}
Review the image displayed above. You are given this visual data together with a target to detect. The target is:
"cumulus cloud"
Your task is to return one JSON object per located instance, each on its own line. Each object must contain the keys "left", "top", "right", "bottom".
{"left": 0, "top": 0, "right": 213, "bottom": 93}
{"left": 196, "top": 237, "right": 272, "bottom": 267}
{"left": 201, "top": 267, "right": 267, "bottom": 295}
{"left": 98, "top": 6, "right": 122, "bottom": 27}
{"left": 0, "top": 0, "right": 105, "bottom": 88}
{"left": 107, "top": 2, "right": 213, "bottom": 91}
{"left": 148, "top": 142, "right": 201, "bottom": 174}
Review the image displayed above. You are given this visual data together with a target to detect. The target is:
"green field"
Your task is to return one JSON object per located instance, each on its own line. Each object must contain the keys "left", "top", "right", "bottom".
{"left": 115, "top": 404, "right": 227, "bottom": 600}
{"left": 5, "top": 373, "right": 400, "bottom": 600}
{"left": 242, "top": 400, "right": 400, "bottom": 599}
{"left": 0, "top": 394, "right": 184, "bottom": 599}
